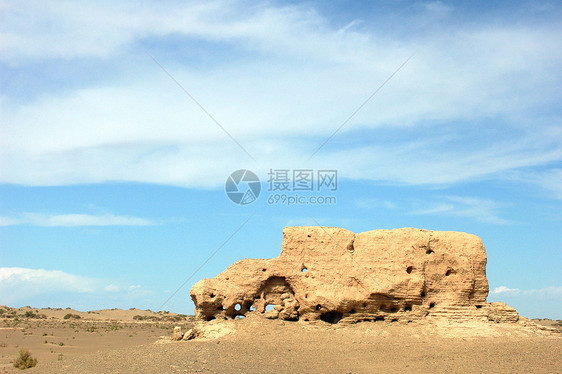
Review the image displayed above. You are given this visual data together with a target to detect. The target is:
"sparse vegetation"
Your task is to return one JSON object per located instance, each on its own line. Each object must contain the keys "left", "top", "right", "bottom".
{"left": 107, "top": 323, "right": 123, "bottom": 331}
{"left": 2, "top": 306, "right": 196, "bottom": 370}
{"left": 13, "top": 348, "right": 37, "bottom": 370}
{"left": 132, "top": 314, "right": 188, "bottom": 322}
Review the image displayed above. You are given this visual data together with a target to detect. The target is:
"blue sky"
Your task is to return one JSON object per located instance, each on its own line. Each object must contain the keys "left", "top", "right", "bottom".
{"left": 1, "top": 0, "right": 561, "bottom": 319}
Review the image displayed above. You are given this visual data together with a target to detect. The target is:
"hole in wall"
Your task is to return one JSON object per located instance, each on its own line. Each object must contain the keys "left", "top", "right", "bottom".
{"left": 204, "top": 316, "right": 216, "bottom": 321}
{"left": 390, "top": 307, "right": 398, "bottom": 313}
{"left": 234, "top": 303, "right": 242, "bottom": 311}
{"left": 445, "top": 269, "right": 453, "bottom": 276}
{"left": 262, "top": 268, "right": 267, "bottom": 272}
{"left": 429, "top": 302, "right": 435, "bottom": 309}
{"left": 420, "top": 291, "right": 426, "bottom": 298}
{"left": 363, "top": 303, "right": 367, "bottom": 308}
{"left": 216, "top": 306, "right": 225, "bottom": 311}
{"left": 374, "top": 316, "right": 385, "bottom": 322}
{"left": 380, "top": 305, "right": 385, "bottom": 311}
{"left": 349, "top": 309, "right": 356, "bottom": 314}
{"left": 265, "top": 304, "right": 275, "bottom": 312}
{"left": 235, "top": 314, "right": 245, "bottom": 319}
{"left": 307, "top": 234, "right": 311, "bottom": 237}
{"left": 315, "top": 304, "right": 322, "bottom": 311}
{"left": 404, "top": 305, "right": 412, "bottom": 312}
{"left": 302, "top": 267, "right": 308, "bottom": 273}
{"left": 320, "top": 311, "right": 343, "bottom": 324}
{"left": 426, "top": 249, "right": 434, "bottom": 254}
{"left": 406, "top": 266, "right": 413, "bottom": 274}
{"left": 475, "top": 305, "right": 482, "bottom": 309}
{"left": 209, "top": 293, "right": 215, "bottom": 298}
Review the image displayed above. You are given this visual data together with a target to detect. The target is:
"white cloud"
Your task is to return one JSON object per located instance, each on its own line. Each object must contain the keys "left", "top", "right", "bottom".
{"left": 0, "top": 216, "right": 23, "bottom": 226}
{"left": 489, "top": 285, "right": 562, "bottom": 319}
{"left": 104, "top": 284, "right": 121, "bottom": 292}
{"left": 128, "top": 285, "right": 141, "bottom": 292}
{"left": 0, "top": 267, "right": 98, "bottom": 294}
{"left": 491, "top": 285, "right": 562, "bottom": 297}
{"left": 410, "top": 195, "right": 509, "bottom": 224}
{"left": 353, "top": 198, "right": 397, "bottom": 209}
{"left": 0, "top": 1, "right": 560, "bottom": 188}
{"left": 0, "top": 267, "right": 147, "bottom": 306}
{"left": 422, "top": 1, "right": 453, "bottom": 15}
{"left": 507, "top": 168, "right": 562, "bottom": 200}
{"left": 522, "top": 286, "right": 562, "bottom": 298}
{"left": 491, "top": 286, "right": 521, "bottom": 295}
{"left": 0, "top": 213, "right": 156, "bottom": 227}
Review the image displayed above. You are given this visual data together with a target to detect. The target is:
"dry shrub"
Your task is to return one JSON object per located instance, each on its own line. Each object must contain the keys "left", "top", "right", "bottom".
{"left": 13, "top": 348, "right": 37, "bottom": 370}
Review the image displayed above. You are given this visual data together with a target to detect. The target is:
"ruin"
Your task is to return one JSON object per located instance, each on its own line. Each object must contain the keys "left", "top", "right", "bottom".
{"left": 190, "top": 227, "right": 519, "bottom": 324}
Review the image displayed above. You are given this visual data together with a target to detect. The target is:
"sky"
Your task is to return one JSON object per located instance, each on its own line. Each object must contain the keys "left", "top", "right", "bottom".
{"left": 0, "top": 0, "right": 561, "bottom": 319}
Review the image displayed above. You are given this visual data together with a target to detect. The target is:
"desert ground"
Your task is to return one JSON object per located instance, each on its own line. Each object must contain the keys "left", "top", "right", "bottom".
{"left": 1, "top": 306, "right": 561, "bottom": 373}
{"left": 0, "top": 306, "right": 192, "bottom": 373}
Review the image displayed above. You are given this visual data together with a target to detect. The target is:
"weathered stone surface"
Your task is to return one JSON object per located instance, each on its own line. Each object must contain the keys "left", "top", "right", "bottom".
{"left": 487, "top": 302, "right": 519, "bottom": 323}
{"left": 190, "top": 227, "right": 518, "bottom": 324}
{"left": 172, "top": 326, "right": 183, "bottom": 340}
{"left": 182, "top": 328, "right": 197, "bottom": 341}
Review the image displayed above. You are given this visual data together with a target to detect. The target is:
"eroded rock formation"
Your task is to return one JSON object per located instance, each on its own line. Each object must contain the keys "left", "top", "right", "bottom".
{"left": 190, "top": 227, "right": 518, "bottom": 324}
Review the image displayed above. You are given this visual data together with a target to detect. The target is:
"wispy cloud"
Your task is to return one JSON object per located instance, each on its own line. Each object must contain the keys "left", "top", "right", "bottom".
{"left": 491, "top": 285, "right": 562, "bottom": 298}
{"left": 0, "top": 213, "right": 156, "bottom": 227}
{"left": 507, "top": 168, "right": 562, "bottom": 200}
{"left": 410, "top": 195, "right": 509, "bottom": 224}
{"left": 489, "top": 285, "right": 562, "bottom": 319}
{"left": 522, "top": 286, "right": 562, "bottom": 298}
{"left": 0, "top": 1, "right": 560, "bottom": 188}
{"left": 0, "top": 216, "right": 23, "bottom": 226}
{"left": 0, "top": 267, "right": 98, "bottom": 294}
{"left": 491, "top": 286, "right": 520, "bottom": 295}
{"left": 353, "top": 198, "right": 396, "bottom": 209}
{"left": 0, "top": 267, "right": 148, "bottom": 307}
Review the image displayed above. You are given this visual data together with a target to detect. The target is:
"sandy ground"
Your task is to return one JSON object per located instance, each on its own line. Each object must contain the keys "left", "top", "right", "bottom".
{"left": 0, "top": 306, "right": 193, "bottom": 373}
{"left": 1, "top": 306, "right": 560, "bottom": 373}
